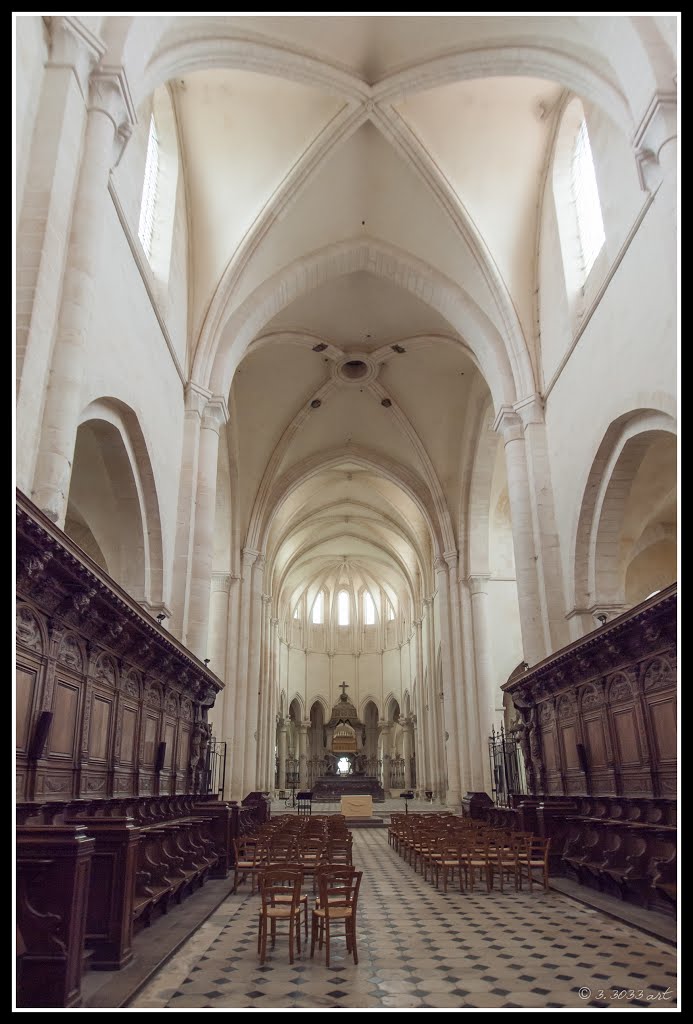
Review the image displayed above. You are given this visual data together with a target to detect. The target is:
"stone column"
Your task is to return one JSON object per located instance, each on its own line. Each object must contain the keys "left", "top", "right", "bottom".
{"left": 17, "top": 17, "right": 105, "bottom": 493}
{"left": 243, "top": 555, "right": 265, "bottom": 794}
{"left": 169, "top": 383, "right": 207, "bottom": 641}
{"left": 32, "top": 66, "right": 136, "bottom": 525}
{"left": 422, "top": 598, "right": 443, "bottom": 800}
{"left": 414, "top": 616, "right": 430, "bottom": 795}
{"left": 298, "top": 722, "right": 309, "bottom": 788}
{"left": 493, "top": 406, "right": 547, "bottom": 666}
{"left": 185, "top": 397, "right": 228, "bottom": 659}
{"left": 277, "top": 717, "right": 287, "bottom": 792}
{"left": 230, "top": 548, "right": 257, "bottom": 799}
{"left": 221, "top": 574, "right": 240, "bottom": 800}
{"left": 378, "top": 721, "right": 392, "bottom": 790}
{"left": 458, "top": 579, "right": 486, "bottom": 791}
{"left": 206, "top": 572, "right": 231, "bottom": 739}
{"left": 515, "top": 395, "right": 569, "bottom": 653}
{"left": 468, "top": 574, "right": 496, "bottom": 795}
{"left": 254, "top": 594, "right": 270, "bottom": 790}
{"left": 435, "top": 554, "right": 463, "bottom": 807}
{"left": 402, "top": 717, "right": 414, "bottom": 790}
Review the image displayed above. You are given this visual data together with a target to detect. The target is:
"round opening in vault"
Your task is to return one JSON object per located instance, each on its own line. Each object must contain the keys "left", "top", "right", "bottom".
{"left": 341, "top": 360, "right": 368, "bottom": 380}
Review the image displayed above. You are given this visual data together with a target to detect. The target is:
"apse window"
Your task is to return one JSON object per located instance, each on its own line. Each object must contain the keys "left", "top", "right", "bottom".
{"left": 338, "top": 590, "right": 350, "bottom": 626}
{"left": 571, "top": 119, "right": 605, "bottom": 278}
{"left": 386, "top": 601, "right": 395, "bottom": 621}
{"left": 293, "top": 605, "right": 300, "bottom": 620}
{"left": 364, "top": 591, "right": 375, "bottom": 625}
{"left": 138, "top": 115, "right": 160, "bottom": 260}
{"left": 311, "top": 591, "right": 324, "bottom": 624}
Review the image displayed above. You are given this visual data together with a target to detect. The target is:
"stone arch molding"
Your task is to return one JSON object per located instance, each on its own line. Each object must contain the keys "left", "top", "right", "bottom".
{"left": 249, "top": 444, "right": 453, "bottom": 561}
{"left": 109, "top": 17, "right": 641, "bottom": 136}
{"left": 77, "top": 397, "right": 166, "bottom": 608}
{"left": 197, "top": 238, "right": 519, "bottom": 411}
{"left": 572, "top": 406, "right": 676, "bottom": 611}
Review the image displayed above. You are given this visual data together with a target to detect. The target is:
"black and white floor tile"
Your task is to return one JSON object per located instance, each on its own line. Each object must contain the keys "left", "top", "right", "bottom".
{"left": 131, "top": 829, "right": 677, "bottom": 1010}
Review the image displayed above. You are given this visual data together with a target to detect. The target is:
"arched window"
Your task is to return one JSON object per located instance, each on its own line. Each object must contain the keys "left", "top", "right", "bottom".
{"left": 138, "top": 114, "right": 159, "bottom": 260}
{"left": 571, "top": 119, "right": 605, "bottom": 278}
{"left": 363, "top": 591, "right": 375, "bottom": 625}
{"left": 386, "top": 601, "right": 395, "bottom": 621}
{"left": 553, "top": 98, "right": 606, "bottom": 313}
{"left": 293, "top": 604, "right": 300, "bottom": 620}
{"left": 337, "top": 590, "right": 350, "bottom": 626}
{"left": 311, "top": 591, "right": 324, "bottom": 624}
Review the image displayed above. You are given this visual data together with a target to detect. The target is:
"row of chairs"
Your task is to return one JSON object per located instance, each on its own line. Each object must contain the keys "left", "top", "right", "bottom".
{"left": 389, "top": 813, "right": 551, "bottom": 893}
{"left": 233, "top": 817, "right": 353, "bottom": 895}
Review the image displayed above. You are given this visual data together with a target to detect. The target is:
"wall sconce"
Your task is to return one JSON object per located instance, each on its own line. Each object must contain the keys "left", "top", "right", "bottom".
{"left": 156, "top": 612, "right": 166, "bottom": 625}
{"left": 595, "top": 613, "right": 607, "bottom": 625}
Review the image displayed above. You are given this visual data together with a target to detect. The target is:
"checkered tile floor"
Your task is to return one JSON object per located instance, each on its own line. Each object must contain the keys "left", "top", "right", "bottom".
{"left": 130, "top": 830, "right": 677, "bottom": 1009}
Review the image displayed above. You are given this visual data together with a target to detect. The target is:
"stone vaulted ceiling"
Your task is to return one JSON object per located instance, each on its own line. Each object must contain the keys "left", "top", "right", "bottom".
{"left": 133, "top": 16, "right": 609, "bottom": 616}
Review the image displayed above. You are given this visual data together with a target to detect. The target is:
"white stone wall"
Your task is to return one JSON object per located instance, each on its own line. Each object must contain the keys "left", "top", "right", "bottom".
{"left": 15, "top": 15, "right": 48, "bottom": 216}
{"left": 85, "top": 197, "right": 185, "bottom": 605}
{"left": 541, "top": 181, "right": 676, "bottom": 614}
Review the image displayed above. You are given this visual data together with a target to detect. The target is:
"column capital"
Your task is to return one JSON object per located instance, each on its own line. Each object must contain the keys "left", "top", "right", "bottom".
{"left": 433, "top": 555, "right": 447, "bottom": 576}
{"left": 88, "top": 65, "right": 137, "bottom": 135}
{"left": 378, "top": 720, "right": 392, "bottom": 734}
{"left": 633, "top": 90, "right": 677, "bottom": 189}
{"left": 201, "top": 395, "right": 229, "bottom": 433}
{"left": 241, "top": 547, "right": 260, "bottom": 569}
{"left": 467, "top": 573, "right": 491, "bottom": 596}
{"left": 298, "top": 722, "right": 309, "bottom": 735}
{"left": 270, "top": 617, "right": 279, "bottom": 627}
{"left": 184, "top": 381, "right": 212, "bottom": 418}
{"left": 492, "top": 404, "right": 524, "bottom": 442}
{"left": 211, "top": 572, "right": 233, "bottom": 594}
{"left": 46, "top": 16, "right": 105, "bottom": 95}
{"left": 513, "top": 393, "right": 544, "bottom": 427}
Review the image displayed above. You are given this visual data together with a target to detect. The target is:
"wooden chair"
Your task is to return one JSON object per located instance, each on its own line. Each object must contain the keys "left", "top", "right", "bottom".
{"left": 232, "top": 836, "right": 267, "bottom": 895}
{"left": 518, "top": 836, "right": 551, "bottom": 891}
{"left": 311, "top": 867, "right": 363, "bottom": 968}
{"left": 493, "top": 835, "right": 524, "bottom": 892}
{"left": 325, "top": 836, "right": 353, "bottom": 867}
{"left": 257, "top": 866, "right": 304, "bottom": 964}
{"left": 461, "top": 837, "right": 493, "bottom": 892}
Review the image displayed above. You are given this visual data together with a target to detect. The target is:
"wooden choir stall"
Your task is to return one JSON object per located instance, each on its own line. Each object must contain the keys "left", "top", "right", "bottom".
{"left": 15, "top": 491, "right": 268, "bottom": 1007}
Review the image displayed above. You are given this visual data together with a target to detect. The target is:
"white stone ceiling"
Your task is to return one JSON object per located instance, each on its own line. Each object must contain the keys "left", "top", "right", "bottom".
{"left": 150, "top": 17, "right": 600, "bottom": 614}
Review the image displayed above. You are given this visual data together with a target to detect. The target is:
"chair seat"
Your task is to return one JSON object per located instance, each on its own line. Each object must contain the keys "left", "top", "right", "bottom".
{"left": 314, "top": 905, "right": 352, "bottom": 920}
{"left": 264, "top": 905, "right": 295, "bottom": 918}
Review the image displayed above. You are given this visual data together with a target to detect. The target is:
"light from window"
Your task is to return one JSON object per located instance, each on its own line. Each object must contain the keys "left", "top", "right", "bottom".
{"left": 571, "top": 120, "right": 605, "bottom": 277}
{"left": 293, "top": 605, "right": 300, "bottom": 620}
{"left": 138, "top": 115, "right": 159, "bottom": 259}
{"left": 364, "top": 591, "right": 375, "bottom": 625}
{"left": 338, "top": 590, "right": 350, "bottom": 626}
{"left": 311, "top": 592, "right": 324, "bottom": 624}
{"left": 386, "top": 601, "right": 395, "bottom": 621}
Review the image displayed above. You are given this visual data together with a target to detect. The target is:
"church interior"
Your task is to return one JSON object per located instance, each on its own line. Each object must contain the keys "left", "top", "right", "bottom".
{"left": 14, "top": 14, "right": 678, "bottom": 1011}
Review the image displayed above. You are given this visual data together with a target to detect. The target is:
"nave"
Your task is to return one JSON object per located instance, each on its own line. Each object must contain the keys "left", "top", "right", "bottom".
{"left": 131, "top": 827, "right": 677, "bottom": 1011}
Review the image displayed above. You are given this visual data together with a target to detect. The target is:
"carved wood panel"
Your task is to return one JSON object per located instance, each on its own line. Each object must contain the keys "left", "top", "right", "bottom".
{"left": 502, "top": 585, "right": 676, "bottom": 802}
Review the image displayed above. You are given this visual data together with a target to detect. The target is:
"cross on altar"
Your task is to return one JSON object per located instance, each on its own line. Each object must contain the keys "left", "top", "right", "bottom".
{"left": 339, "top": 681, "right": 349, "bottom": 698}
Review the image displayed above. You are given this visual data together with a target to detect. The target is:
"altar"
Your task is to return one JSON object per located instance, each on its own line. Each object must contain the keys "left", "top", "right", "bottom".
{"left": 311, "top": 773, "right": 385, "bottom": 803}
{"left": 340, "top": 794, "right": 372, "bottom": 818}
